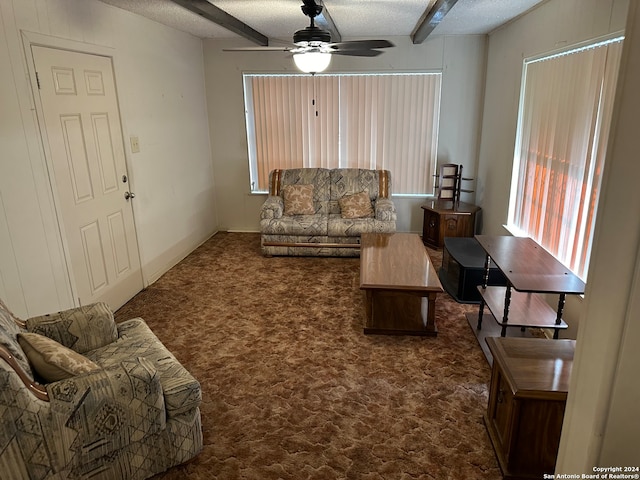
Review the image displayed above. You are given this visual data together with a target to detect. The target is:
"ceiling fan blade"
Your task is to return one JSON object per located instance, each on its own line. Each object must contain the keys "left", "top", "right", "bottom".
{"left": 330, "top": 49, "right": 384, "bottom": 57}
{"left": 222, "top": 46, "right": 292, "bottom": 52}
{"left": 328, "top": 39, "right": 394, "bottom": 50}
{"left": 223, "top": 7, "right": 394, "bottom": 66}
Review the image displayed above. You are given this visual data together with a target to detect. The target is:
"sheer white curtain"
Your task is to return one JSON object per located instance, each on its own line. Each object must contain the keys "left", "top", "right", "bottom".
{"left": 508, "top": 38, "right": 623, "bottom": 280}
{"left": 245, "top": 73, "right": 441, "bottom": 194}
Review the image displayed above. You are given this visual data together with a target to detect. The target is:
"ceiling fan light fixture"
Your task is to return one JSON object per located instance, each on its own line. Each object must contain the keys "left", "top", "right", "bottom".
{"left": 293, "top": 26, "right": 331, "bottom": 45}
{"left": 293, "top": 52, "right": 331, "bottom": 73}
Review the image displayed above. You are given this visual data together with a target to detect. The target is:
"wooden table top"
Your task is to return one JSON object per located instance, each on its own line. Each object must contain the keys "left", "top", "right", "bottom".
{"left": 475, "top": 235, "right": 586, "bottom": 294}
{"left": 486, "top": 337, "right": 575, "bottom": 396}
{"left": 421, "top": 199, "right": 480, "bottom": 215}
{"left": 360, "top": 233, "right": 443, "bottom": 293}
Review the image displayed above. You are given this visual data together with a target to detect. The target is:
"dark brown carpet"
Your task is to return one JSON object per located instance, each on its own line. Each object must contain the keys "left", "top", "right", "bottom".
{"left": 115, "top": 232, "right": 501, "bottom": 480}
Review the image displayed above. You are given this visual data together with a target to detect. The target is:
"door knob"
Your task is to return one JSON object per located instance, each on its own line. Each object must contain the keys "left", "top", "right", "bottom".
{"left": 124, "top": 191, "right": 135, "bottom": 200}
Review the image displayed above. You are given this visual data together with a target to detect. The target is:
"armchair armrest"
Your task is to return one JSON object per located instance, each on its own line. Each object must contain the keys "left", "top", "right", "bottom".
{"left": 260, "top": 195, "right": 284, "bottom": 220}
{"left": 0, "top": 344, "right": 48, "bottom": 401}
{"left": 46, "top": 357, "right": 165, "bottom": 468}
{"left": 26, "top": 302, "right": 118, "bottom": 354}
{"left": 374, "top": 198, "right": 397, "bottom": 222}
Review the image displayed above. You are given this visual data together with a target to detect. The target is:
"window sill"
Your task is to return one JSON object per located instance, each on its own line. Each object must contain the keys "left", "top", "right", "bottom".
{"left": 502, "top": 224, "right": 528, "bottom": 237}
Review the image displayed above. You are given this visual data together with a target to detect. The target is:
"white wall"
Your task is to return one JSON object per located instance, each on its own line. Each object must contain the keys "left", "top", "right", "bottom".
{"left": 0, "top": 0, "right": 217, "bottom": 317}
{"left": 558, "top": 0, "right": 640, "bottom": 468}
{"left": 203, "top": 34, "right": 487, "bottom": 234}
{"left": 477, "top": 0, "right": 629, "bottom": 338}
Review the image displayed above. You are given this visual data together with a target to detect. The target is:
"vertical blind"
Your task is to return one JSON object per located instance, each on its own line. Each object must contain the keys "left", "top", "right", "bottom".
{"left": 244, "top": 73, "right": 442, "bottom": 194}
{"left": 508, "top": 37, "right": 623, "bottom": 280}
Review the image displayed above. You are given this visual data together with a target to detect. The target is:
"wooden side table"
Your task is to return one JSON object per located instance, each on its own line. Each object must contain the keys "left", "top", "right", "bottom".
{"left": 421, "top": 199, "right": 480, "bottom": 248}
{"left": 485, "top": 337, "right": 574, "bottom": 480}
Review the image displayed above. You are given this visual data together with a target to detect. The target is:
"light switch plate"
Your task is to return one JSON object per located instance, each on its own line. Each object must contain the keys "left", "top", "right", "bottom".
{"left": 130, "top": 135, "right": 140, "bottom": 153}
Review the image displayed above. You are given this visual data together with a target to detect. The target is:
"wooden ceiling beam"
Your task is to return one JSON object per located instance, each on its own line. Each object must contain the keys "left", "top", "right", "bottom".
{"left": 411, "top": 0, "right": 460, "bottom": 44}
{"left": 170, "top": 0, "right": 269, "bottom": 46}
{"left": 314, "top": 1, "right": 342, "bottom": 43}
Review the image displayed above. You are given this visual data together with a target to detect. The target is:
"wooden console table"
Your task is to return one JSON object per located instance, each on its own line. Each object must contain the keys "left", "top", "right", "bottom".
{"left": 485, "top": 337, "right": 574, "bottom": 479}
{"left": 421, "top": 199, "right": 480, "bottom": 248}
{"left": 475, "top": 236, "right": 585, "bottom": 339}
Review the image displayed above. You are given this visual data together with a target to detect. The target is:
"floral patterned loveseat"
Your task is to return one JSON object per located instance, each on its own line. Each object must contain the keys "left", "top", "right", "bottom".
{"left": 0, "top": 299, "right": 202, "bottom": 479}
{"left": 260, "top": 168, "right": 397, "bottom": 256}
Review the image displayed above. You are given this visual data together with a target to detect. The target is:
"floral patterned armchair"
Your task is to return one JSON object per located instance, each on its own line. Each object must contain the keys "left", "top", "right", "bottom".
{"left": 0, "top": 299, "right": 202, "bottom": 479}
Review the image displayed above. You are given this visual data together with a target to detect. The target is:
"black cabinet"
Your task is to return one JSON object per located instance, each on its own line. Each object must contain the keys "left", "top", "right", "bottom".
{"left": 438, "top": 237, "right": 506, "bottom": 303}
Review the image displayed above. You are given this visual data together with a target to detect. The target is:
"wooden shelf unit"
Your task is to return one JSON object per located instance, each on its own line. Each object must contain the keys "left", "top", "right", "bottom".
{"left": 477, "top": 286, "right": 568, "bottom": 330}
{"left": 433, "top": 163, "right": 474, "bottom": 204}
{"left": 474, "top": 236, "right": 585, "bottom": 338}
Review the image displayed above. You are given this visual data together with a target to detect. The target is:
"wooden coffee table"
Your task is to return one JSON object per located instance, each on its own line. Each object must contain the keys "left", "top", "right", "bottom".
{"left": 360, "top": 233, "right": 443, "bottom": 336}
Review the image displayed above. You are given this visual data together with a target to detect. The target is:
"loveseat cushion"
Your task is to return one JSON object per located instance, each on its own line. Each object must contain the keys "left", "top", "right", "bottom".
{"left": 261, "top": 213, "right": 328, "bottom": 236}
{"left": 339, "top": 191, "right": 374, "bottom": 218}
{"left": 85, "top": 318, "right": 201, "bottom": 417}
{"left": 327, "top": 214, "right": 396, "bottom": 237}
{"left": 271, "top": 168, "right": 332, "bottom": 215}
{"left": 329, "top": 169, "right": 387, "bottom": 214}
{"left": 283, "top": 184, "right": 316, "bottom": 215}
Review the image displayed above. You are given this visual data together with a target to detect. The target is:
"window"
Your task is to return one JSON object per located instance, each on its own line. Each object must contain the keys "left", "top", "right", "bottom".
{"left": 243, "top": 72, "right": 442, "bottom": 195}
{"left": 507, "top": 36, "right": 624, "bottom": 281}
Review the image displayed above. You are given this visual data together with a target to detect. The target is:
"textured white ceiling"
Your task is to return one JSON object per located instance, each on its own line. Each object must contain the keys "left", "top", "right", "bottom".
{"left": 211, "top": 0, "right": 439, "bottom": 39}
{"left": 434, "top": 0, "right": 542, "bottom": 35}
{"left": 98, "top": 0, "right": 545, "bottom": 41}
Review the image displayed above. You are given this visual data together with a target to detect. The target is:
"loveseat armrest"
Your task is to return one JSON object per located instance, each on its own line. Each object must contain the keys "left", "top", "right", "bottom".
{"left": 45, "top": 357, "right": 166, "bottom": 469}
{"left": 375, "top": 198, "right": 397, "bottom": 222}
{"left": 260, "top": 195, "right": 284, "bottom": 220}
{"left": 26, "top": 302, "right": 118, "bottom": 354}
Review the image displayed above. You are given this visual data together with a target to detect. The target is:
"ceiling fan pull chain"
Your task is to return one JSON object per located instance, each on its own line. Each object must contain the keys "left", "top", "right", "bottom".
{"left": 313, "top": 76, "right": 319, "bottom": 117}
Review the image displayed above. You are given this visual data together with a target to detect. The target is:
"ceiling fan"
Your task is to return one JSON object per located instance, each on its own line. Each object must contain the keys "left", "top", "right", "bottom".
{"left": 223, "top": 0, "right": 394, "bottom": 73}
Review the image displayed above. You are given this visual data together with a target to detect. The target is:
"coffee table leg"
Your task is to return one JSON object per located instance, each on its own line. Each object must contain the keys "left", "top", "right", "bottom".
{"left": 425, "top": 292, "right": 438, "bottom": 335}
{"left": 363, "top": 290, "right": 373, "bottom": 330}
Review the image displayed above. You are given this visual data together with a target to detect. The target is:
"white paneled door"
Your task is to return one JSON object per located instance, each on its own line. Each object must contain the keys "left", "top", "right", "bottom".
{"left": 32, "top": 46, "right": 143, "bottom": 310}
